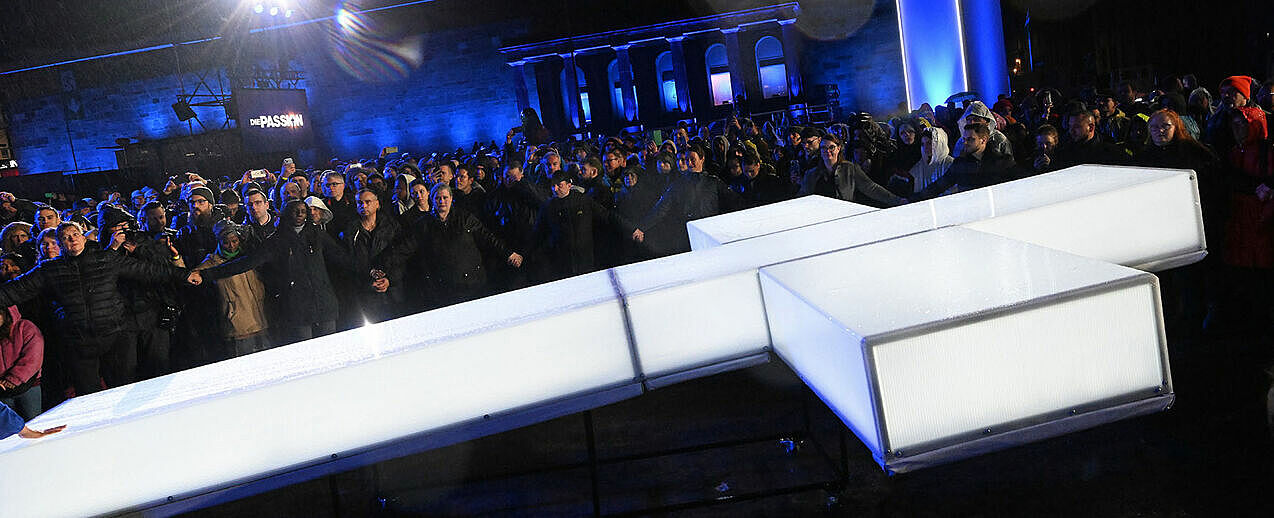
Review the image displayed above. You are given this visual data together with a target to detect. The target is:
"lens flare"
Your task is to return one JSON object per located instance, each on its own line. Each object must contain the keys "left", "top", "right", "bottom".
{"left": 329, "top": 2, "right": 426, "bottom": 83}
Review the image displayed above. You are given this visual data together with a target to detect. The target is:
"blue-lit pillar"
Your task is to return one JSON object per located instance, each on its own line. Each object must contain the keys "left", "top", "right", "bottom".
{"left": 667, "top": 36, "right": 694, "bottom": 114}
{"left": 561, "top": 52, "right": 582, "bottom": 129}
{"left": 722, "top": 28, "right": 748, "bottom": 107}
{"left": 615, "top": 45, "right": 638, "bottom": 122}
{"left": 509, "top": 60, "right": 530, "bottom": 114}
{"left": 895, "top": 0, "right": 969, "bottom": 110}
{"left": 779, "top": 19, "right": 804, "bottom": 101}
{"left": 960, "top": 0, "right": 1010, "bottom": 103}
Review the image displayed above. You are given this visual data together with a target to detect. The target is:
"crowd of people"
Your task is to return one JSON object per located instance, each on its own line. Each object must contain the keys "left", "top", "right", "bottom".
{"left": 2, "top": 72, "right": 1273, "bottom": 438}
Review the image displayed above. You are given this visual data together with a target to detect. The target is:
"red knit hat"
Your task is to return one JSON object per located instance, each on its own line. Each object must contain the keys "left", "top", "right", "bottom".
{"left": 1219, "top": 76, "right": 1254, "bottom": 101}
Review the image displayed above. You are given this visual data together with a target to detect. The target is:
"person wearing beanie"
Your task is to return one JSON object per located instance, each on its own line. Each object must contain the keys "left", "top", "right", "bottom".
{"left": 1205, "top": 76, "right": 1257, "bottom": 153}
{"left": 195, "top": 220, "right": 269, "bottom": 356}
{"left": 220, "top": 189, "right": 245, "bottom": 224}
{"left": 175, "top": 185, "right": 219, "bottom": 268}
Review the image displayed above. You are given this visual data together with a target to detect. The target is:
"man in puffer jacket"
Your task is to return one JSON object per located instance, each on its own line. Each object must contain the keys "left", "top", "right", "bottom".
{"left": 0, "top": 222, "right": 202, "bottom": 396}
{"left": 0, "top": 305, "right": 43, "bottom": 419}
{"left": 196, "top": 221, "right": 270, "bottom": 357}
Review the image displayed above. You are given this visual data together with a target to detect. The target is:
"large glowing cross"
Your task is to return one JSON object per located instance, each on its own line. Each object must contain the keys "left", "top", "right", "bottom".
{"left": 0, "top": 165, "right": 1204, "bottom": 517}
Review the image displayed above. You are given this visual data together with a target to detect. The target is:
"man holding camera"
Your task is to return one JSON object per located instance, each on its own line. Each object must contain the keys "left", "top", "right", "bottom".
{"left": 0, "top": 222, "right": 201, "bottom": 396}
{"left": 100, "top": 206, "right": 185, "bottom": 380}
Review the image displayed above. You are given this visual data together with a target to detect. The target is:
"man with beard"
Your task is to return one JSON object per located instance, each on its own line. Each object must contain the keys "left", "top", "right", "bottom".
{"left": 174, "top": 185, "right": 225, "bottom": 368}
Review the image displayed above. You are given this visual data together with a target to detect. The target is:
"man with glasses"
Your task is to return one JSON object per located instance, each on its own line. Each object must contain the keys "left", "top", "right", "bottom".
{"left": 321, "top": 171, "right": 356, "bottom": 238}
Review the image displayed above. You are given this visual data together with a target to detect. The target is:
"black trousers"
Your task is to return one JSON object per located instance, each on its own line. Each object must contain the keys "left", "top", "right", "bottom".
{"left": 68, "top": 332, "right": 136, "bottom": 397}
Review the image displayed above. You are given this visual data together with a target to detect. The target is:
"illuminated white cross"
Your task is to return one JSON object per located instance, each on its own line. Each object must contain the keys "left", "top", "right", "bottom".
{"left": 0, "top": 165, "right": 1204, "bottom": 516}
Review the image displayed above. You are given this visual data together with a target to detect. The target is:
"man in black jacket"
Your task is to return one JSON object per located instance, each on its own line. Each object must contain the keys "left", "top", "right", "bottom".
{"left": 378, "top": 185, "right": 523, "bottom": 309}
{"left": 0, "top": 222, "right": 200, "bottom": 396}
{"left": 203, "top": 200, "right": 363, "bottom": 345}
{"left": 641, "top": 145, "right": 742, "bottom": 255}
{"left": 484, "top": 164, "right": 546, "bottom": 290}
{"left": 530, "top": 172, "right": 643, "bottom": 281}
{"left": 916, "top": 124, "right": 1017, "bottom": 200}
{"left": 1052, "top": 111, "right": 1130, "bottom": 170}
{"left": 339, "top": 189, "right": 403, "bottom": 324}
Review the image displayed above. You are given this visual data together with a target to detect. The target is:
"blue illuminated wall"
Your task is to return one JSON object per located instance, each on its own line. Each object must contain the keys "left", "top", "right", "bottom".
{"left": 801, "top": 0, "right": 907, "bottom": 116}
{"left": 896, "top": 0, "right": 968, "bottom": 110}
{"left": 2, "top": 3, "right": 1009, "bottom": 175}
{"left": 5, "top": 70, "right": 228, "bottom": 174}
{"left": 960, "top": 0, "right": 1010, "bottom": 104}
{"left": 299, "top": 21, "right": 528, "bottom": 160}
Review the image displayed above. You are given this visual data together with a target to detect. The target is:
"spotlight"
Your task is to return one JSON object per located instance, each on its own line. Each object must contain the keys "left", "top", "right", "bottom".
{"left": 285, "top": 9, "right": 293, "bottom": 18}
{"left": 253, "top": 3, "right": 264, "bottom": 13}
{"left": 269, "top": 6, "right": 279, "bottom": 16}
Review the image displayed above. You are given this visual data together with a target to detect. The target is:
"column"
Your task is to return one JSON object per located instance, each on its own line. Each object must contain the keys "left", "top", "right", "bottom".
{"left": 667, "top": 36, "right": 693, "bottom": 114}
{"left": 722, "top": 28, "right": 748, "bottom": 107}
{"left": 561, "top": 52, "right": 582, "bottom": 129}
{"left": 779, "top": 19, "right": 804, "bottom": 100}
{"left": 508, "top": 60, "right": 531, "bottom": 113}
{"left": 615, "top": 45, "right": 638, "bottom": 122}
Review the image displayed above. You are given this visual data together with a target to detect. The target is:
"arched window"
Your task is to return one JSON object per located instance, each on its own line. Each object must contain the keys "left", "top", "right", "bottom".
{"left": 607, "top": 58, "right": 638, "bottom": 121}
{"left": 755, "top": 36, "right": 788, "bottom": 99}
{"left": 704, "top": 43, "right": 733, "bottom": 106}
{"left": 655, "top": 51, "right": 678, "bottom": 112}
{"left": 559, "top": 65, "right": 591, "bottom": 127}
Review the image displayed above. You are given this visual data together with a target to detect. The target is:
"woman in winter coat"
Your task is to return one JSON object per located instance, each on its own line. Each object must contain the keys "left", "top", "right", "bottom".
{"left": 799, "top": 134, "right": 906, "bottom": 207}
{"left": 1134, "top": 109, "right": 1221, "bottom": 335}
{"left": 1214, "top": 106, "right": 1273, "bottom": 334}
{"left": 0, "top": 305, "right": 43, "bottom": 419}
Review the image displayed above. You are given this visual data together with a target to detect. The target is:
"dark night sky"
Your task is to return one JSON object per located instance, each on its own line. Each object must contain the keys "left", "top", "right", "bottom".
{"left": 2, "top": 0, "right": 1271, "bottom": 91}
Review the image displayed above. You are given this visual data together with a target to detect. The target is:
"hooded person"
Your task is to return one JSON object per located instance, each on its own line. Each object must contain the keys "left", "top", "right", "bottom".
{"left": 910, "top": 126, "right": 955, "bottom": 194}
{"left": 303, "top": 196, "right": 334, "bottom": 231}
{"left": 391, "top": 173, "right": 417, "bottom": 217}
{"left": 954, "top": 101, "right": 1014, "bottom": 157}
{"left": 196, "top": 220, "right": 269, "bottom": 356}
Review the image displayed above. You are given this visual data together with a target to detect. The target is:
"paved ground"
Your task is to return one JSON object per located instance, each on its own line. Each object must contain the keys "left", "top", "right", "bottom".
{"left": 176, "top": 325, "right": 1274, "bottom": 517}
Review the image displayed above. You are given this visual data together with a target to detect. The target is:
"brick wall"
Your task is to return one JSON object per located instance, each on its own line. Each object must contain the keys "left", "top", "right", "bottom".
{"left": 6, "top": 70, "right": 229, "bottom": 174}
{"left": 800, "top": 0, "right": 907, "bottom": 117}
{"left": 298, "top": 20, "right": 530, "bottom": 160}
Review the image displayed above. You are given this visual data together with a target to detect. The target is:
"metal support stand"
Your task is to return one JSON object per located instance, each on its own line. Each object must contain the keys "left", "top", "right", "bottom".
{"left": 584, "top": 410, "right": 602, "bottom": 517}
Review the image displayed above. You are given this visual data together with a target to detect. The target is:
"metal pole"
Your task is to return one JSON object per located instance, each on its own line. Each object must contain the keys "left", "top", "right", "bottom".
{"left": 584, "top": 411, "right": 602, "bottom": 517}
